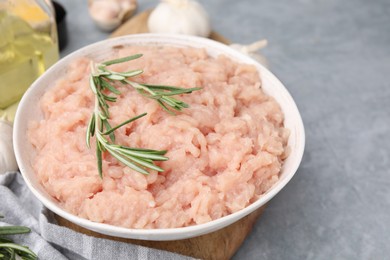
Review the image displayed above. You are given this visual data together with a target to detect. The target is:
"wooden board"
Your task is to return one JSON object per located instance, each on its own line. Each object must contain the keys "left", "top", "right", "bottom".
{"left": 56, "top": 9, "right": 266, "bottom": 260}
{"left": 56, "top": 206, "right": 265, "bottom": 260}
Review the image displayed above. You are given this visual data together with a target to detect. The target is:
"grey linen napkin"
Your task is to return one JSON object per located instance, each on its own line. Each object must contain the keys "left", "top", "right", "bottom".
{"left": 0, "top": 172, "right": 194, "bottom": 260}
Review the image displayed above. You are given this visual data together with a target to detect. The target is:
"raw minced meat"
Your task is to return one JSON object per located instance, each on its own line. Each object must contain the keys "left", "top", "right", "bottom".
{"left": 28, "top": 46, "right": 289, "bottom": 229}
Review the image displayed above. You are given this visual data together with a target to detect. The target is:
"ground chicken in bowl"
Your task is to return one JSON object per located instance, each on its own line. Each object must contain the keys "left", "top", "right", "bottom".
{"left": 28, "top": 45, "right": 289, "bottom": 229}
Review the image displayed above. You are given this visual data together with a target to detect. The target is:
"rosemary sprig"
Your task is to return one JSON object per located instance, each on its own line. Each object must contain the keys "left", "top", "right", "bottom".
{"left": 0, "top": 215, "right": 37, "bottom": 260}
{"left": 87, "top": 54, "right": 201, "bottom": 178}
{"left": 127, "top": 81, "right": 200, "bottom": 114}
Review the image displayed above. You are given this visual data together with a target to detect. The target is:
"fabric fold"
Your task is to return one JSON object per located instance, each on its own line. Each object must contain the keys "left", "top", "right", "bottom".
{"left": 0, "top": 172, "right": 193, "bottom": 260}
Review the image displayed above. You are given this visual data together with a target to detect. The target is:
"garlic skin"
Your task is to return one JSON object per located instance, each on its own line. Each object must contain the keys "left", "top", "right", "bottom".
{"left": 148, "top": 0, "right": 211, "bottom": 37}
{"left": 0, "top": 119, "right": 18, "bottom": 174}
{"left": 230, "top": 39, "right": 269, "bottom": 67}
{"left": 88, "top": 0, "right": 137, "bottom": 31}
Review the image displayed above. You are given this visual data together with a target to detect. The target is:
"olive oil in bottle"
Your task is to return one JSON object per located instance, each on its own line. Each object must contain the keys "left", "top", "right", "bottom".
{"left": 0, "top": 0, "right": 59, "bottom": 121}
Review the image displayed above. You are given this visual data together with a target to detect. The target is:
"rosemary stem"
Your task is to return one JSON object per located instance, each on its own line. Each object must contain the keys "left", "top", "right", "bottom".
{"left": 87, "top": 54, "right": 201, "bottom": 177}
{"left": 126, "top": 80, "right": 156, "bottom": 96}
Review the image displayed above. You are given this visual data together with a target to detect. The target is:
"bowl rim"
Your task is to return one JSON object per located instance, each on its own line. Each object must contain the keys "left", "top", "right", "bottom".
{"left": 14, "top": 33, "right": 305, "bottom": 240}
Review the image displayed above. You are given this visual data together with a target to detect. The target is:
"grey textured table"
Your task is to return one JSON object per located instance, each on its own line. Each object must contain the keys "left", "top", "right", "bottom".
{"left": 57, "top": 0, "right": 390, "bottom": 259}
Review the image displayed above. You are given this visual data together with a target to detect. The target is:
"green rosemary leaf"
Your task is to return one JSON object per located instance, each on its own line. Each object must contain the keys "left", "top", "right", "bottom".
{"left": 23, "top": 255, "right": 38, "bottom": 260}
{"left": 108, "top": 149, "right": 150, "bottom": 175}
{"left": 102, "top": 113, "right": 147, "bottom": 136}
{"left": 0, "top": 215, "right": 36, "bottom": 259}
{"left": 102, "top": 120, "right": 115, "bottom": 142}
{"left": 98, "top": 111, "right": 108, "bottom": 121}
{"left": 96, "top": 144, "right": 103, "bottom": 179}
{"left": 100, "top": 79, "right": 121, "bottom": 95}
{"left": 86, "top": 115, "right": 95, "bottom": 148}
{"left": 101, "top": 92, "right": 117, "bottom": 103}
{"left": 138, "top": 84, "right": 184, "bottom": 91}
{"left": 130, "top": 81, "right": 192, "bottom": 112}
{"left": 118, "top": 152, "right": 164, "bottom": 172}
{"left": 106, "top": 74, "right": 125, "bottom": 81}
{"left": 0, "top": 244, "right": 37, "bottom": 258}
{"left": 8, "top": 248, "right": 15, "bottom": 260}
{"left": 157, "top": 99, "right": 175, "bottom": 115}
{"left": 162, "top": 97, "right": 189, "bottom": 111}
{"left": 103, "top": 69, "right": 143, "bottom": 79}
{"left": 119, "top": 147, "right": 168, "bottom": 155}
{"left": 97, "top": 92, "right": 109, "bottom": 108}
{"left": 97, "top": 65, "right": 109, "bottom": 72}
{"left": 19, "top": 254, "right": 37, "bottom": 260}
{"left": 97, "top": 71, "right": 111, "bottom": 76}
{"left": 0, "top": 237, "right": 12, "bottom": 243}
{"left": 116, "top": 147, "right": 168, "bottom": 161}
{"left": 90, "top": 116, "right": 96, "bottom": 136}
{"left": 116, "top": 69, "right": 143, "bottom": 77}
{"left": 134, "top": 88, "right": 153, "bottom": 99}
{"left": 96, "top": 136, "right": 105, "bottom": 151}
{"left": 97, "top": 97, "right": 109, "bottom": 113}
{"left": 0, "top": 226, "right": 30, "bottom": 236}
{"left": 142, "top": 84, "right": 202, "bottom": 93}
{"left": 89, "top": 76, "right": 98, "bottom": 94}
{"left": 161, "top": 87, "right": 201, "bottom": 96}
{"left": 160, "top": 96, "right": 180, "bottom": 108}
{"left": 102, "top": 54, "right": 143, "bottom": 66}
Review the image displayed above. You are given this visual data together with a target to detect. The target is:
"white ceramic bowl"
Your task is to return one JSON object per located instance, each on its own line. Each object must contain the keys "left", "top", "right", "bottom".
{"left": 14, "top": 34, "right": 305, "bottom": 241}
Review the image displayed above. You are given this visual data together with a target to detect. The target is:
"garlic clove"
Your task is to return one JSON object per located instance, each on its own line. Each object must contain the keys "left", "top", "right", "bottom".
{"left": 0, "top": 119, "right": 18, "bottom": 174}
{"left": 88, "top": 0, "right": 137, "bottom": 32}
{"left": 148, "top": 0, "right": 211, "bottom": 38}
{"left": 119, "top": 0, "right": 138, "bottom": 22}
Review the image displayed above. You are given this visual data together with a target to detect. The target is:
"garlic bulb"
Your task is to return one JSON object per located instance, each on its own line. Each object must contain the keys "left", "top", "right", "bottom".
{"left": 230, "top": 39, "right": 269, "bottom": 67}
{"left": 88, "top": 0, "right": 137, "bottom": 31}
{"left": 0, "top": 119, "right": 18, "bottom": 174}
{"left": 148, "top": 0, "right": 211, "bottom": 37}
